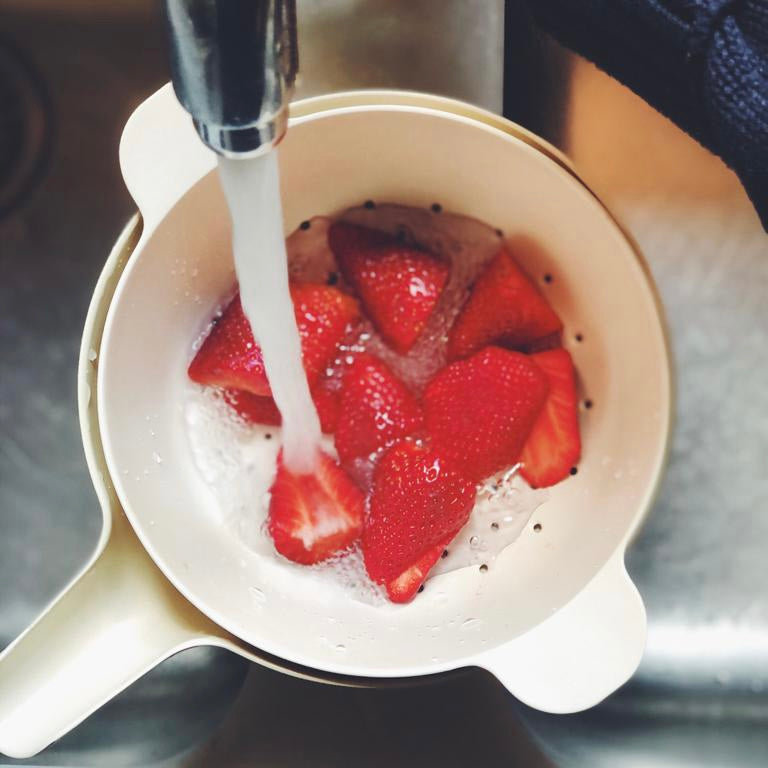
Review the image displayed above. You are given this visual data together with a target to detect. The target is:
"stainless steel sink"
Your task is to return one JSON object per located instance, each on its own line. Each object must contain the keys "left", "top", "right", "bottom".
{"left": 1, "top": 1, "right": 766, "bottom": 766}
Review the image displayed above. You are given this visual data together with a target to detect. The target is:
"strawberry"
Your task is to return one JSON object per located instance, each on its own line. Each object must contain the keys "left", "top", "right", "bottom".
{"left": 328, "top": 222, "right": 449, "bottom": 353}
{"left": 363, "top": 441, "right": 476, "bottom": 584}
{"left": 225, "top": 375, "right": 341, "bottom": 434}
{"left": 268, "top": 451, "right": 365, "bottom": 565}
{"left": 520, "top": 349, "right": 581, "bottom": 488}
{"left": 225, "top": 390, "right": 281, "bottom": 425}
{"left": 385, "top": 532, "right": 455, "bottom": 603}
{"left": 423, "top": 346, "right": 549, "bottom": 482}
{"left": 334, "top": 353, "right": 424, "bottom": 468}
{"left": 521, "top": 331, "right": 563, "bottom": 354}
{"left": 447, "top": 249, "right": 562, "bottom": 361}
{"left": 309, "top": 376, "right": 342, "bottom": 434}
{"left": 189, "top": 284, "right": 359, "bottom": 395}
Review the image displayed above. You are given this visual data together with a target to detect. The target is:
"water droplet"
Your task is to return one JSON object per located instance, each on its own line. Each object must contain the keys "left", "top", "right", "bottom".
{"left": 461, "top": 617, "right": 481, "bottom": 631}
{"left": 249, "top": 586, "right": 266, "bottom": 605}
{"left": 334, "top": 644, "right": 346, "bottom": 653}
{"left": 87, "top": 348, "right": 98, "bottom": 362}
{"left": 152, "top": 451, "right": 163, "bottom": 464}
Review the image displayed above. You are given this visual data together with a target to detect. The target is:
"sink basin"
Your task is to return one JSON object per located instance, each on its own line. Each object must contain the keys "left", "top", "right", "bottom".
{"left": 1, "top": 1, "right": 766, "bottom": 766}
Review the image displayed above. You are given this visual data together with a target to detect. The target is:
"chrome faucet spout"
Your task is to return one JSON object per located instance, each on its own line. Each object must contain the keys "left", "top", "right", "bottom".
{"left": 163, "top": 0, "right": 298, "bottom": 157}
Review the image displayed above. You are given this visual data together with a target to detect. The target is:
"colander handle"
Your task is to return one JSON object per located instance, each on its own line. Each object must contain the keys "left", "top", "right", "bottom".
{"left": 477, "top": 553, "right": 646, "bottom": 712}
{"left": 119, "top": 83, "right": 217, "bottom": 233}
{"left": 0, "top": 517, "right": 223, "bottom": 759}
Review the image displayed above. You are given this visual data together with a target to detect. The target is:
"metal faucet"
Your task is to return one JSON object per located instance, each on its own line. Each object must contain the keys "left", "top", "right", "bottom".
{"left": 162, "top": 0, "right": 298, "bottom": 158}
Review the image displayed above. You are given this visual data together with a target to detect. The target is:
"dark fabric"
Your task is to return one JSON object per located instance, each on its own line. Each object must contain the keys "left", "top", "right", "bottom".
{"left": 524, "top": 0, "right": 768, "bottom": 229}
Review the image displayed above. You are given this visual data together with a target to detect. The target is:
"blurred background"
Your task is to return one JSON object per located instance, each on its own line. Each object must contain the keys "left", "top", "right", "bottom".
{"left": 0, "top": 0, "right": 766, "bottom": 765}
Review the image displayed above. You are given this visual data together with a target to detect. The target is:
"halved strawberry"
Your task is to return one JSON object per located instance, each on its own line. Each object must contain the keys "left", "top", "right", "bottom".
{"left": 385, "top": 532, "right": 455, "bottom": 603}
{"left": 268, "top": 451, "right": 365, "bottom": 565}
{"left": 309, "top": 376, "right": 342, "bottom": 434}
{"left": 334, "top": 353, "right": 423, "bottom": 468}
{"left": 520, "top": 349, "right": 581, "bottom": 488}
{"left": 363, "top": 441, "right": 476, "bottom": 585}
{"left": 224, "top": 374, "right": 341, "bottom": 434}
{"left": 447, "top": 249, "right": 562, "bottom": 361}
{"left": 328, "top": 222, "right": 449, "bottom": 353}
{"left": 225, "top": 390, "right": 281, "bottom": 425}
{"left": 189, "top": 284, "right": 359, "bottom": 395}
{"left": 423, "top": 346, "right": 549, "bottom": 482}
{"left": 521, "top": 331, "right": 563, "bottom": 354}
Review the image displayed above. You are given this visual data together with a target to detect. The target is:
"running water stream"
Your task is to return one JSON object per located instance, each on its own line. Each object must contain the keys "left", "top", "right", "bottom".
{"left": 217, "top": 152, "right": 322, "bottom": 473}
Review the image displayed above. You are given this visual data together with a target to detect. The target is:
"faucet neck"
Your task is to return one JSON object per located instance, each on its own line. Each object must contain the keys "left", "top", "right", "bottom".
{"left": 163, "top": 0, "right": 298, "bottom": 157}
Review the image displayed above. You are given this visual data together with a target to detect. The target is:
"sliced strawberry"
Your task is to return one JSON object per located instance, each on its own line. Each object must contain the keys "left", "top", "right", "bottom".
{"left": 328, "top": 222, "right": 449, "bottom": 353}
{"left": 225, "top": 375, "right": 341, "bottom": 434}
{"left": 447, "top": 249, "right": 562, "bottom": 361}
{"left": 385, "top": 532, "right": 455, "bottom": 603}
{"left": 292, "top": 284, "right": 359, "bottom": 387}
{"left": 334, "top": 353, "right": 424, "bottom": 468}
{"left": 423, "top": 346, "right": 549, "bottom": 482}
{"left": 310, "top": 376, "right": 342, "bottom": 434}
{"left": 363, "top": 441, "right": 476, "bottom": 584}
{"left": 521, "top": 330, "right": 563, "bottom": 354}
{"left": 189, "top": 284, "right": 359, "bottom": 395}
{"left": 188, "top": 293, "right": 269, "bottom": 394}
{"left": 268, "top": 451, "right": 365, "bottom": 565}
{"left": 520, "top": 348, "right": 581, "bottom": 488}
{"left": 225, "top": 390, "right": 281, "bottom": 425}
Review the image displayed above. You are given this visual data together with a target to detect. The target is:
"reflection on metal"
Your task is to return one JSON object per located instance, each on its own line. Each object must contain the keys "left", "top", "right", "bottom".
{"left": 0, "top": 39, "right": 52, "bottom": 218}
{"left": 163, "top": 0, "right": 298, "bottom": 157}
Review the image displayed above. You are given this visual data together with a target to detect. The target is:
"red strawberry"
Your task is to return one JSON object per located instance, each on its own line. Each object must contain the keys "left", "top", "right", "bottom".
{"left": 363, "top": 441, "right": 476, "bottom": 584}
{"left": 268, "top": 451, "right": 365, "bottom": 565}
{"left": 225, "top": 390, "right": 281, "bottom": 425}
{"left": 385, "top": 532, "right": 454, "bottom": 603}
{"left": 225, "top": 375, "right": 341, "bottom": 434}
{"left": 334, "top": 353, "right": 424, "bottom": 468}
{"left": 423, "top": 346, "right": 549, "bottom": 482}
{"left": 520, "top": 349, "right": 581, "bottom": 488}
{"left": 447, "top": 249, "right": 562, "bottom": 361}
{"left": 521, "top": 331, "right": 563, "bottom": 354}
{"left": 309, "top": 377, "right": 342, "bottom": 434}
{"left": 328, "top": 222, "right": 449, "bottom": 353}
{"left": 189, "top": 284, "right": 359, "bottom": 395}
